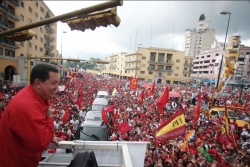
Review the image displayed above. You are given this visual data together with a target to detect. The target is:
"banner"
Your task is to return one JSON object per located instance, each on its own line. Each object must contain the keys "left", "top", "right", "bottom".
{"left": 156, "top": 108, "right": 186, "bottom": 141}
{"left": 129, "top": 77, "right": 138, "bottom": 90}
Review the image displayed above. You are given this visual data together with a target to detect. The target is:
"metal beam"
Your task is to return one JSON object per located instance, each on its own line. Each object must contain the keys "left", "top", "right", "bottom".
{"left": 0, "top": 0, "right": 123, "bottom": 36}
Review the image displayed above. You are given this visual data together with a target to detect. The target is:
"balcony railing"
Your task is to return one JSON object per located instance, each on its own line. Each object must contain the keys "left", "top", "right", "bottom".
{"left": 0, "top": 21, "right": 9, "bottom": 30}
{"left": 45, "top": 25, "right": 55, "bottom": 34}
{"left": 148, "top": 60, "right": 174, "bottom": 65}
{"left": 124, "top": 66, "right": 140, "bottom": 70}
{"left": 109, "top": 59, "right": 117, "bottom": 62}
{"left": 8, "top": 0, "right": 20, "bottom": 7}
{"left": 44, "top": 53, "right": 55, "bottom": 57}
{"left": 109, "top": 64, "right": 116, "bottom": 68}
{"left": 154, "top": 74, "right": 165, "bottom": 78}
{"left": 0, "top": 7, "right": 19, "bottom": 21}
{"left": 183, "top": 70, "right": 192, "bottom": 73}
{"left": 44, "top": 34, "right": 55, "bottom": 42}
{"left": 184, "top": 63, "right": 192, "bottom": 66}
{"left": 147, "top": 67, "right": 173, "bottom": 72}
{"left": 124, "top": 59, "right": 140, "bottom": 63}
{"left": 238, "top": 55, "right": 245, "bottom": 58}
{"left": 0, "top": 37, "right": 19, "bottom": 49}
{"left": 44, "top": 43, "right": 53, "bottom": 50}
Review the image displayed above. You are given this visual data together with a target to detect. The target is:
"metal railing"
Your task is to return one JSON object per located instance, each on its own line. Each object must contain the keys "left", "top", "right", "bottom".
{"left": 148, "top": 60, "right": 174, "bottom": 65}
{"left": 184, "top": 63, "right": 192, "bottom": 66}
{"left": 0, "top": 36, "right": 19, "bottom": 49}
{"left": 44, "top": 34, "right": 55, "bottom": 42}
{"left": 44, "top": 43, "right": 53, "bottom": 50}
{"left": 39, "top": 141, "right": 147, "bottom": 167}
{"left": 8, "top": 0, "right": 20, "bottom": 7}
{"left": 124, "top": 59, "right": 139, "bottom": 63}
{"left": 45, "top": 25, "right": 55, "bottom": 33}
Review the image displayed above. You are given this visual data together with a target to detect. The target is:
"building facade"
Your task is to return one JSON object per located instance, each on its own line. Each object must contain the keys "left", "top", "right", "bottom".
{"left": 103, "top": 47, "right": 193, "bottom": 84}
{"left": 184, "top": 20, "right": 215, "bottom": 59}
{"left": 191, "top": 35, "right": 250, "bottom": 87}
{"left": 0, "top": 0, "right": 59, "bottom": 82}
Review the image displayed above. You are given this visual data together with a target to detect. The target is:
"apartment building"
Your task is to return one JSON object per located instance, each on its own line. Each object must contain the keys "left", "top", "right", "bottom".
{"left": 103, "top": 47, "right": 192, "bottom": 84}
{"left": 184, "top": 20, "right": 215, "bottom": 59}
{"left": 0, "top": 0, "right": 59, "bottom": 82}
{"left": 191, "top": 35, "right": 250, "bottom": 87}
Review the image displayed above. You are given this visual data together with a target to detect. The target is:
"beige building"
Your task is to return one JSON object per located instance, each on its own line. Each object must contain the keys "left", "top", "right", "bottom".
{"left": 0, "top": 0, "right": 59, "bottom": 81}
{"left": 103, "top": 47, "right": 192, "bottom": 84}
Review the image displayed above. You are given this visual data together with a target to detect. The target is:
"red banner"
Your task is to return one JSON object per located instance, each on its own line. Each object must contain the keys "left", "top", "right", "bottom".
{"left": 129, "top": 77, "right": 138, "bottom": 90}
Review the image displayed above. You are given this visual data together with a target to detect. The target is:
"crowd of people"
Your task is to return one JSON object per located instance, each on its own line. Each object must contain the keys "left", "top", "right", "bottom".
{"left": 1, "top": 71, "right": 250, "bottom": 167}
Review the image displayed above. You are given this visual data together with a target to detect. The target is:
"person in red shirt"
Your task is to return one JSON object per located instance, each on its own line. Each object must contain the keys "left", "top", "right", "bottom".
{"left": 0, "top": 63, "right": 62, "bottom": 167}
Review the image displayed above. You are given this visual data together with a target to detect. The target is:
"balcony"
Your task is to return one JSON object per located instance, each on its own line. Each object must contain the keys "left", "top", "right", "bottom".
{"left": 125, "top": 59, "right": 140, "bottom": 63}
{"left": 183, "top": 70, "right": 192, "bottom": 73}
{"left": 154, "top": 74, "right": 165, "bottom": 79}
{"left": 147, "top": 67, "right": 173, "bottom": 72}
{"left": 44, "top": 53, "right": 55, "bottom": 57}
{"left": 8, "top": 0, "right": 20, "bottom": 7}
{"left": 184, "top": 63, "right": 192, "bottom": 67}
{"left": 0, "top": 21, "right": 9, "bottom": 30}
{"left": 0, "top": 6, "right": 19, "bottom": 21}
{"left": 109, "top": 59, "right": 117, "bottom": 62}
{"left": 44, "top": 34, "right": 55, "bottom": 42}
{"left": 238, "top": 55, "right": 245, "bottom": 58}
{"left": 45, "top": 25, "right": 55, "bottom": 34}
{"left": 0, "top": 37, "right": 19, "bottom": 49}
{"left": 44, "top": 43, "right": 53, "bottom": 50}
{"left": 109, "top": 64, "right": 116, "bottom": 68}
{"left": 148, "top": 60, "right": 174, "bottom": 65}
{"left": 125, "top": 66, "right": 139, "bottom": 70}
{"left": 235, "top": 73, "right": 243, "bottom": 77}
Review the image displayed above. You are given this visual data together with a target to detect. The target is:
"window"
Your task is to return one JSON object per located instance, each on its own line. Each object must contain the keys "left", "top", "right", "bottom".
{"left": 40, "top": 47, "right": 43, "bottom": 52}
{"left": 35, "top": 45, "right": 37, "bottom": 50}
{"left": 184, "top": 67, "right": 187, "bottom": 70}
{"left": 36, "top": 2, "right": 38, "bottom": 7}
{"left": 142, "top": 56, "right": 146, "bottom": 60}
{"left": 175, "top": 67, "right": 179, "bottom": 70}
{"left": 0, "top": 47, "right": 3, "bottom": 55}
{"left": 141, "top": 64, "right": 145, "bottom": 67}
{"left": 29, "top": 42, "right": 32, "bottom": 48}
{"left": 20, "top": 14, "right": 24, "bottom": 21}
{"left": 20, "top": 41, "right": 24, "bottom": 46}
{"left": 40, "top": 27, "right": 43, "bottom": 33}
{"left": 141, "top": 71, "right": 145, "bottom": 74}
{"left": 149, "top": 72, "right": 153, "bottom": 75}
{"left": 167, "top": 73, "right": 171, "bottom": 76}
{"left": 35, "top": 13, "right": 38, "bottom": 18}
{"left": 29, "top": 7, "right": 32, "bottom": 13}
{"left": 20, "top": 54, "right": 24, "bottom": 56}
{"left": 185, "top": 60, "right": 188, "bottom": 63}
{"left": 40, "top": 17, "right": 43, "bottom": 21}
{"left": 175, "top": 73, "right": 179, "bottom": 77}
{"left": 215, "top": 54, "right": 219, "bottom": 56}
{"left": 40, "top": 7, "right": 44, "bottom": 13}
{"left": 207, "top": 55, "right": 211, "bottom": 58}
{"left": 40, "top": 38, "right": 43, "bottom": 42}
{"left": 29, "top": 19, "right": 32, "bottom": 24}
{"left": 176, "top": 59, "right": 180, "bottom": 63}
{"left": 21, "top": 1, "right": 24, "bottom": 8}
{"left": 5, "top": 49, "right": 15, "bottom": 57}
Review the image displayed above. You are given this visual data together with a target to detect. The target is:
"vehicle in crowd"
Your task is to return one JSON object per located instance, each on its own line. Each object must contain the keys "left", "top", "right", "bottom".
{"left": 91, "top": 98, "right": 109, "bottom": 111}
{"left": 84, "top": 110, "right": 102, "bottom": 121}
{"left": 208, "top": 107, "right": 249, "bottom": 128}
{"left": 96, "top": 90, "right": 109, "bottom": 100}
{"left": 77, "top": 120, "right": 109, "bottom": 141}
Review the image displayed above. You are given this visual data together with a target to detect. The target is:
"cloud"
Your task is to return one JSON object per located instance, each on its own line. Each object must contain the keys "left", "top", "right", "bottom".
{"left": 44, "top": 1, "right": 250, "bottom": 60}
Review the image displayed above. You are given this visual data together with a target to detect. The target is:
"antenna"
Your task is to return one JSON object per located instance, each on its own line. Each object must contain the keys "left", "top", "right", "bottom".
{"left": 150, "top": 25, "right": 152, "bottom": 47}
{"left": 172, "top": 28, "right": 174, "bottom": 49}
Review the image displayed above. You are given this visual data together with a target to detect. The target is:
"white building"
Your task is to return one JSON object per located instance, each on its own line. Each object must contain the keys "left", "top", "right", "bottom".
{"left": 184, "top": 20, "right": 215, "bottom": 58}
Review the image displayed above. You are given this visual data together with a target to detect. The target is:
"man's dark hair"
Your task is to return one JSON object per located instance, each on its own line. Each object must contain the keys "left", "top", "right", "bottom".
{"left": 30, "top": 63, "right": 58, "bottom": 84}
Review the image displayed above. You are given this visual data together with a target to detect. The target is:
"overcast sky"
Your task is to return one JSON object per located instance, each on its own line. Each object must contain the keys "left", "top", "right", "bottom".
{"left": 44, "top": 1, "right": 250, "bottom": 60}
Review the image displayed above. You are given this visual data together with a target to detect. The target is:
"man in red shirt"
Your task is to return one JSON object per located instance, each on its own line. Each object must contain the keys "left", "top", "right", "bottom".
{"left": 0, "top": 63, "right": 62, "bottom": 167}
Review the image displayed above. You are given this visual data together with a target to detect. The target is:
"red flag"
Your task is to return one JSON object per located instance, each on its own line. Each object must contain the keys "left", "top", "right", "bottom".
{"left": 139, "top": 92, "right": 144, "bottom": 105}
{"left": 118, "top": 121, "right": 131, "bottom": 134}
{"left": 193, "top": 94, "right": 202, "bottom": 123}
{"left": 156, "top": 108, "right": 186, "bottom": 142}
{"left": 0, "top": 92, "right": 3, "bottom": 99}
{"left": 129, "top": 76, "right": 138, "bottom": 90}
{"left": 62, "top": 109, "right": 70, "bottom": 124}
{"left": 102, "top": 107, "right": 108, "bottom": 124}
{"left": 105, "top": 105, "right": 114, "bottom": 113}
{"left": 76, "top": 96, "right": 83, "bottom": 109}
{"left": 156, "top": 86, "right": 169, "bottom": 112}
{"left": 148, "top": 80, "right": 155, "bottom": 96}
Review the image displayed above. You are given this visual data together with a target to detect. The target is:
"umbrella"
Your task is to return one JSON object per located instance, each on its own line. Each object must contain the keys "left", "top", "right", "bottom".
{"left": 10, "top": 81, "right": 28, "bottom": 88}
{"left": 142, "top": 83, "right": 151, "bottom": 88}
{"left": 65, "top": 76, "right": 72, "bottom": 79}
{"left": 169, "top": 91, "right": 181, "bottom": 98}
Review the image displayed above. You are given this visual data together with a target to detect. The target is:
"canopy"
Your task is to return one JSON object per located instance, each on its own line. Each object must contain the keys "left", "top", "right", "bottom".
{"left": 169, "top": 91, "right": 181, "bottom": 98}
{"left": 10, "top": 81, "right": 27, "bottom": 88}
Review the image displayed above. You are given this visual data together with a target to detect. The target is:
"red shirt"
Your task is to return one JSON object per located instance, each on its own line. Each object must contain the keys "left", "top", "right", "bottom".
{"left": 0, "top": 85, "right": 54, "bottom": 167}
